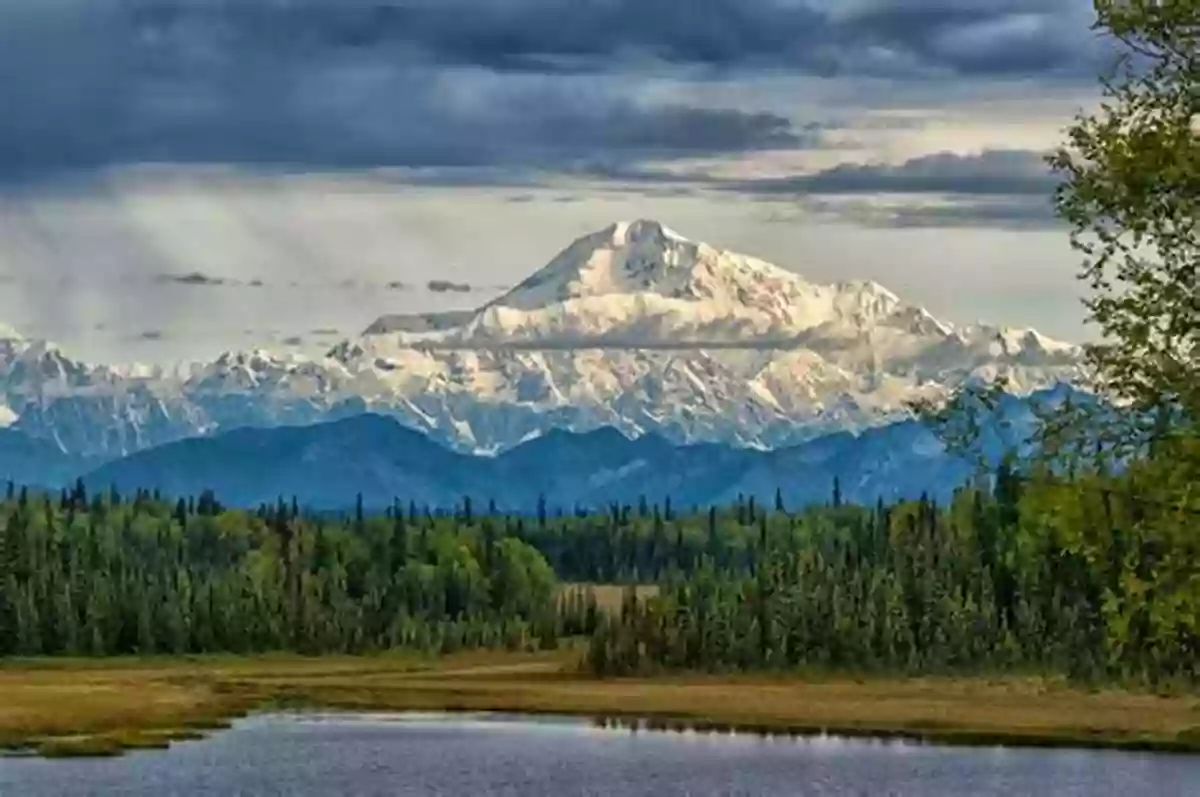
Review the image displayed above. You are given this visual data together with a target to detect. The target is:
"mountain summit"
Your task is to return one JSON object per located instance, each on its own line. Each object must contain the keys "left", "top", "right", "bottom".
{"left": 365, "top": 219, "right": 976, "bottom": 351}
{"left": 0, "top": 220, "right": 1084, "bottom": 461}
{"left": 489, "top": 219, "right": 699, "bottom": 309}
{"left": 332, "top": 219, "right": 1082, "bottom": 450}
{"left": 492, "top": 217, "right": 883, "bottom": 315}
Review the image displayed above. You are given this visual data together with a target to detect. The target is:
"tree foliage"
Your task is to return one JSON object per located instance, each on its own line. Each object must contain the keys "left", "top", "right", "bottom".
{"left": 0, "top": 487, "right": 582, "bottom": 657}
{"left": 0, "top": 475, "right": 1194, "bottom": 688}
{"left": 1048, "top": 0, "right": 1198, "bottom": 437}
{"left": 588, "top": 474, "right": 1199, "bottom": 685}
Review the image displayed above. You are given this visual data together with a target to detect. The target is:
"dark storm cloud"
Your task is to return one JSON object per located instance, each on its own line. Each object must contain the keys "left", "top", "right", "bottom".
{"left": 0, "top": 2, "right": 810, "bottom": 183}
{"left": 0, "top": 1, "right": 1104, "bottom": 184}
{"left": 819, "top": 1, "right": 1103, "bottom": 78}
{"left": 726, "top": 149, "right": 1064, "bottom": 229}
{"left": 110, "top": 0, "right": 1101, "bottom": 77}
{"left": 729, "top": 150, "right": 1060, "bottom": 197}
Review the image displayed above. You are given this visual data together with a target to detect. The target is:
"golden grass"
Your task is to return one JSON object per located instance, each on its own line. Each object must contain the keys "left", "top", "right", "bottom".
{"left": 2, "top": 649, "right": 1198, "bottom": 759}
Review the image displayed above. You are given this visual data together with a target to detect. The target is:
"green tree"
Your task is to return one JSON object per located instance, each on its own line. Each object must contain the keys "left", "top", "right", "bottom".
{"left": 1046, "top": 0, "right": 1200, "bottom": 670}
{"left": 1048, "top": 0, "right": 1198, "bottom": 439}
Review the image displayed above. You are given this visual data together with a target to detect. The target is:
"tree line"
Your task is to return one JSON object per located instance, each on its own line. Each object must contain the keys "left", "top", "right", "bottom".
{"left": 0, "top": 482, "right": 598, "bottom": 657}
{"left": 1, "top": 464, "right": 1195, "bottom": 690}
{"left": 586, "top": 458, "right": 1199, "bottom": 686}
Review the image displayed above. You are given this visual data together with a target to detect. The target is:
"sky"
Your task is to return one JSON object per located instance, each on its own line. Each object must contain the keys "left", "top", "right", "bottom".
{"left": 0, "top": 0, "right": 1114, "bottom": 365}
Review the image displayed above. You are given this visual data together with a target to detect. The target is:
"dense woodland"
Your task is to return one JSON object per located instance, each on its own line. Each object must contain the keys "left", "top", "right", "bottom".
{"left": 588, "top": 458, "right": 1199, "bottom": 685}
{"left": 0, "top": 464, "right": 1195, "bottom": 688}
{"left": 0, "top": 484, "right": 589, "bottom": 657}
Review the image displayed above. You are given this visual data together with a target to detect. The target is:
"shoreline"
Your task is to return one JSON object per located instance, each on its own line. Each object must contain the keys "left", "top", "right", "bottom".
{"left": 251, "top": 705, "right": 1200, "bottom": 757}
{"left": 2, "top": 652, "right": 1198, "bottom": 759}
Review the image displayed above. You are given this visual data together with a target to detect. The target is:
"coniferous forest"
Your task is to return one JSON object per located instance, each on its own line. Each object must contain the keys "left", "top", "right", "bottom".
{"left": 0, "top": 455, "right": 1195, "bottom": 689}
{"left": 587, "top": 459, "right": 1199, "bottom": 685}
{"left": 0, "top": 484, "right": 575, "bottom": 658}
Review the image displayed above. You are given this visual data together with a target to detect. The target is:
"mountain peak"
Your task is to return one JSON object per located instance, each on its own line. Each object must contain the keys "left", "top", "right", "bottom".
{"left": 483, "top": 218, "right": 812, "bottom": 317}
{"left": 356, "top": 219, "right": 1062, "bottom": 353}
{"left": 487, "top": 218, "right": 710, "bottom": 311}
{"left": 0, "top": 218, "right": 1085, "bottom": 464}
{"left": 609, "top": 219, "right": 688, "bottom": 246}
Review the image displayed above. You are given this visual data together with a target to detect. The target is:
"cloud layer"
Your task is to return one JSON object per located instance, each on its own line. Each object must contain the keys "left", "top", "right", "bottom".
{"left": 0, "top": 2, "right": 819, "bottom": 182}
{"left": 0, "top": 1, "right": 1105, "bottom": 183}
{"left": 727, "top": 149, "right": 1062, "bottom": 227}
{"left": 105, "top": 0, "right": 1105, "bottom": 77}
{"left": 731, "top": 149, "right": 1059, "bottom": 196}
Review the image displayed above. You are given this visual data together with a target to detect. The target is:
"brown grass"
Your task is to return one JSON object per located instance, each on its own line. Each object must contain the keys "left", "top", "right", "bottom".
{"left": 2, "top": 650, "right": 1198, "bottom": 759}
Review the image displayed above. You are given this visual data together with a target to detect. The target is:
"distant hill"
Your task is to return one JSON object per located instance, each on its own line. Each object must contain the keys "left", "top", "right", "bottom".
{"left": 82, "top": 414, "right": 481, "bottom": 510}
{"left": 79, "top": 390, "right": 1069, "bottom": 511}
{"left": 0, "top": 428, "right": 99, "bottom": 490}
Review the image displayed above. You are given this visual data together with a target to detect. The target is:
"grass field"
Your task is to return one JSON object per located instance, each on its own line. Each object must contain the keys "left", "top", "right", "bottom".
{"left": 2, "top": 649, "right": 1198, "bottom": 759}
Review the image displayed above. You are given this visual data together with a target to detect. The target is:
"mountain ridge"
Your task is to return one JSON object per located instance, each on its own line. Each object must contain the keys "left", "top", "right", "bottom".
{"left": 80, "top": 385, "right": 1071, "bottom": 513}
{"left": 0, "top": 218, "right": 1084, "bottom": 459}
{"left": 73, "top": 412, "right": 897, "bottom": 511}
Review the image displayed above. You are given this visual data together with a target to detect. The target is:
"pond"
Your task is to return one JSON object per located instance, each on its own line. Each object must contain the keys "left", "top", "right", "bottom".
{"left": 2, "top": 713, "right": 1198, "bottom": 796}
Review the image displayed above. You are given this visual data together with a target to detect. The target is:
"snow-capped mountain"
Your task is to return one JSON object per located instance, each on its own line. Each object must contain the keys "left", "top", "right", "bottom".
{"left": 0, "top": 219, "right": 1084, "bottom": 461}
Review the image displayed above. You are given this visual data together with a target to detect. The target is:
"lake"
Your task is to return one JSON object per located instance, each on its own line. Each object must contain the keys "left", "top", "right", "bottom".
{"left": 2, "top": 713, "right": 1198, "bottom": 796}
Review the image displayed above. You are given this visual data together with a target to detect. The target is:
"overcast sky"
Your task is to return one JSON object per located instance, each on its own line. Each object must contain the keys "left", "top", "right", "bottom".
{"left": 0, "top": 0, "right": 1112, "bottom": 364}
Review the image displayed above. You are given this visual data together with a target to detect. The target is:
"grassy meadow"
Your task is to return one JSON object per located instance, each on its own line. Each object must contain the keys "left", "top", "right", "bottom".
{"left": 2, "top": 648, "right": 1198, "bottom": 759}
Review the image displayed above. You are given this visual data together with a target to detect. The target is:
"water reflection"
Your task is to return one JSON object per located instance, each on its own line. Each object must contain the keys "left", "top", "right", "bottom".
{"left": 1, "top": 713, "right": 1196, "bottom": 797}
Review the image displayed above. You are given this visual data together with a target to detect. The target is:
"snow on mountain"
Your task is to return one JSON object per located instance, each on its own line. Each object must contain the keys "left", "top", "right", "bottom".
{"left": 328, "top": 218, "right": 1082, "bottom": 449}
{"left": 374, "top": 220, "right": 916, "bottom": 349}
{"left": 0, "top": 219, "right": 1085, "bottom": 459}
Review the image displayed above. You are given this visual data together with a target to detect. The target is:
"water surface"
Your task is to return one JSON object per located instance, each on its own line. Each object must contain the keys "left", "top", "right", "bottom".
{"left": 2, "top": 713, "right": 1197, "bottom": 796}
